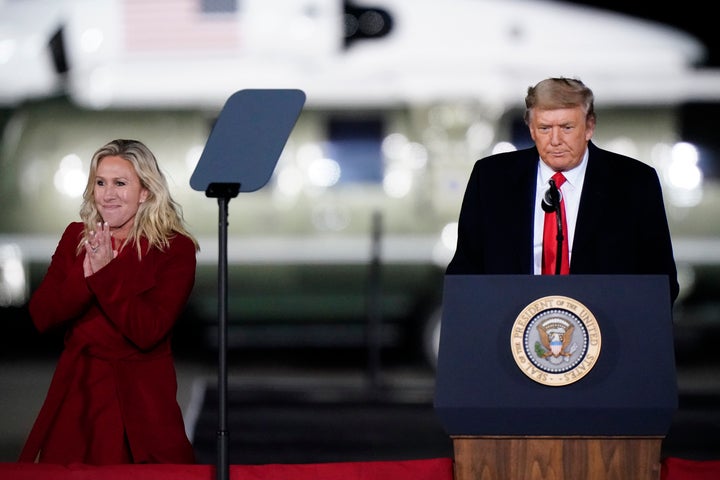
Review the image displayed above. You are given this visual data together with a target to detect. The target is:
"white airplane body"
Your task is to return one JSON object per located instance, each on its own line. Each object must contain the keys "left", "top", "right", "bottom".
{"left": 2, "top": 0, "right": 720, "bottom": 109}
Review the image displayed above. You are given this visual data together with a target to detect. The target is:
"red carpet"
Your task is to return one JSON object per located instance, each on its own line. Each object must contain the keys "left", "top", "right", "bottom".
{"left": 662, "top": 457, "right": 720, "bottom": 480}
{"left": 3, "top": 456, "right": 720, "bottom": 479}
{"left": 0, "top": 458, "right": 453, "bottom": 480}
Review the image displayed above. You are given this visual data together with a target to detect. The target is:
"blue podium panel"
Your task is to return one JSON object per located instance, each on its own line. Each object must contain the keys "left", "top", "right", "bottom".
{"left": 434, "top": 274, "right": 677, "bottom": 436}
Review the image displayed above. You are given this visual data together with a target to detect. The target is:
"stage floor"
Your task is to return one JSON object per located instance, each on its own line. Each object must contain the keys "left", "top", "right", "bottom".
{"left": 1, "top": 349, "right": 719, "bottom": 464}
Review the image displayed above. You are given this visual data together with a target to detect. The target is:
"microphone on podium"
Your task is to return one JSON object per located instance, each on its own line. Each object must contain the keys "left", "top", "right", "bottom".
{"left": 541, "top": 178, "right": 562, "bottom": 213}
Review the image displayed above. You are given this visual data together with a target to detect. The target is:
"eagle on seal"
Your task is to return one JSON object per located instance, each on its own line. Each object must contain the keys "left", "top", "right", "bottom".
{"left": 538, "top": 324, "right": 574, "bottom": 358}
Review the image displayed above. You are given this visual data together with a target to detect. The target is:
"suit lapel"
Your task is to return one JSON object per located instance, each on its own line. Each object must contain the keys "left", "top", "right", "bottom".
{"left": 504, "top": 149, "right": 538, "bottom": 272}
{"left": 573, "top": 143, "right": 613, "bottom": 266}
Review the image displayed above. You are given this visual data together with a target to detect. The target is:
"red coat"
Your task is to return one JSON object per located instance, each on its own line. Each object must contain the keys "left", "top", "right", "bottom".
{"left": 19, "top": 222, "right": 197, "bottom": 465}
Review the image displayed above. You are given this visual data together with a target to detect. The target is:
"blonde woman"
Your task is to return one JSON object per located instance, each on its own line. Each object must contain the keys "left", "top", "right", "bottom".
{"left": 20, "top": 139, "right": 199, "bottom": 465}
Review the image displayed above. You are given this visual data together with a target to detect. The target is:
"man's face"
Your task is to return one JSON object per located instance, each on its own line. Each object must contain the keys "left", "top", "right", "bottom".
{"left": 528, "top": 107, "right": 595, "bottom": 172}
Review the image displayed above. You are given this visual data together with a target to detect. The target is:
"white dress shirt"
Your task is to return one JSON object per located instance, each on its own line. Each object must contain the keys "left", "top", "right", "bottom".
{"left": 533, "top": 148, "right": 589, "bottom": 274}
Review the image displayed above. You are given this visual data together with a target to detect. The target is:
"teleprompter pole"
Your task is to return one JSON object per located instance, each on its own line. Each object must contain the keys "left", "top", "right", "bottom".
{"left": 206, "top": 182, "right": 240, "bottom": 480}
{"left": 189, "top": 88, "right": 305, "bottom": 480}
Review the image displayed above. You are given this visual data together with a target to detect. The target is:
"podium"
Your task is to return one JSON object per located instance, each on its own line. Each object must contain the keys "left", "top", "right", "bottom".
{"left": 434, "top": 275, "right": 677, "bottom": 480}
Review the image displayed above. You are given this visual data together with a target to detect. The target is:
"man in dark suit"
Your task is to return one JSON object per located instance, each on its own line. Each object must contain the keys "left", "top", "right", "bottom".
{"left": 446, "top": 77, "right": 679, "bottom": 305}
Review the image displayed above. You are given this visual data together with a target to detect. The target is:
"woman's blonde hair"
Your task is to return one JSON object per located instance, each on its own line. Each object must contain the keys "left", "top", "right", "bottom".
{"left": 77, "top": 139, "right": 199, "bottom": 257}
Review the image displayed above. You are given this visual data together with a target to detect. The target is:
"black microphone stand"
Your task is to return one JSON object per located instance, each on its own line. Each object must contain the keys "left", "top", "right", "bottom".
{"left": 542, "top": 178, "right": 565, "bottom": 275}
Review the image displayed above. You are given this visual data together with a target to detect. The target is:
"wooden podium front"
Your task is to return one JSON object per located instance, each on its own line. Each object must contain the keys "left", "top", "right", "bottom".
{"left": 434, "top": 275, "right": 677, "bottom": 480}
{"left": 452, "top": 436, "right": 663, "bottom": 480}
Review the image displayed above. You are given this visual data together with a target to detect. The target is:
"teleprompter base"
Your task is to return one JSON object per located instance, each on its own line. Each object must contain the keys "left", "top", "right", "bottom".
{"left": 451, "top": 436, "right": 664, "bottom": 480}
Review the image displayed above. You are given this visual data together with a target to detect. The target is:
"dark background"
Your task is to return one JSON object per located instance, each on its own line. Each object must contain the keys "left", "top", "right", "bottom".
{"left": 563, "top": 2, "right": 718, "bottom": 67}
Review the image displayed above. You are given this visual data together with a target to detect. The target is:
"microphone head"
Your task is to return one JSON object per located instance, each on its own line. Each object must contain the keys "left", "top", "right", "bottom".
{"left": 541, "top": 179, "right": 562, "bottom": 213}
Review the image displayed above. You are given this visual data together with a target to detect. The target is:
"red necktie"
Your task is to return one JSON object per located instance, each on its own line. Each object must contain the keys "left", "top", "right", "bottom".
{"left": 542, "top": 172, "right": 570, "bottom": 275}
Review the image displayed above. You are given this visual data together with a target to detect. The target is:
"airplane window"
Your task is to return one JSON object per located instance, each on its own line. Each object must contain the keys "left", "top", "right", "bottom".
{"left": 343, "top": 1, "right": 393, "bottom": 48}
{"left": 325, "top": 117, "right": 384, "bottom": 184}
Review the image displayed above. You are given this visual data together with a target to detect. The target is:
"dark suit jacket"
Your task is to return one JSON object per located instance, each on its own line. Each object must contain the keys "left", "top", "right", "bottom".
{"left": 446, "top": 141, "right": 680, "bottom": 304}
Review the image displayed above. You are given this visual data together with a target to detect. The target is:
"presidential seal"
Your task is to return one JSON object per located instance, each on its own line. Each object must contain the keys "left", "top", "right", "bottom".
{"left": 510, "top": 295, "right": 601, "bottom": 386}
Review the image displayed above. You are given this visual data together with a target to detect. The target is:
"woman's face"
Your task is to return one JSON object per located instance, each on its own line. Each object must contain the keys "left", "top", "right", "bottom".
{"left": 93, "top": 155, "right": 149, "bottom": 238}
